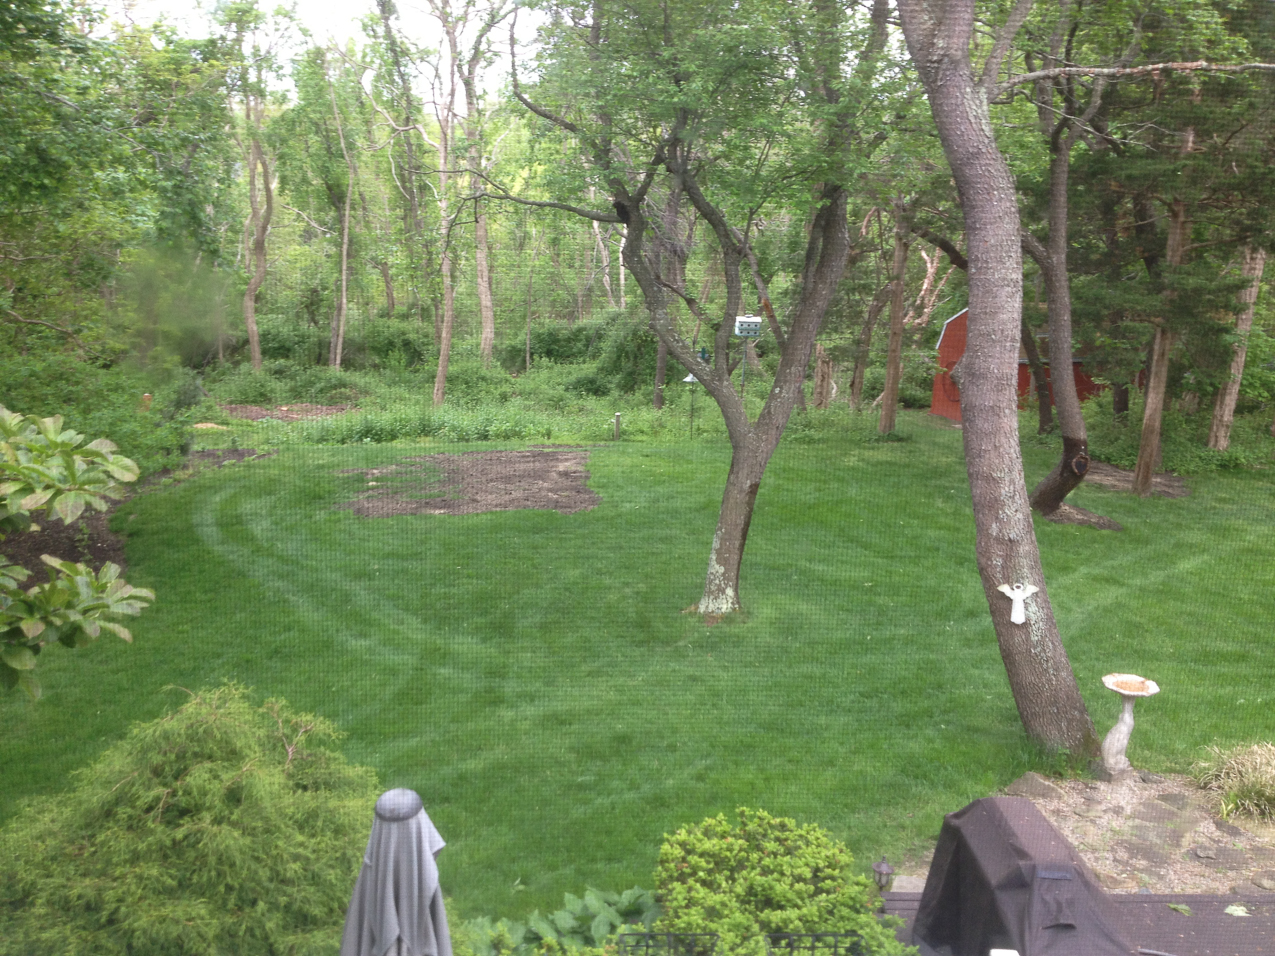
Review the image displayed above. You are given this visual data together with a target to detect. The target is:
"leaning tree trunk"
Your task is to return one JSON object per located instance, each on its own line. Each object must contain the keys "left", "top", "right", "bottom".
{"left": 1208, "top": 246, "right": 1266, "bottom": 451}
{"left": 1027, "top": 147, "right": 1093, "bottom": 515}
{"left": 897, "top": 0, "right": 1098, "bottom": 755}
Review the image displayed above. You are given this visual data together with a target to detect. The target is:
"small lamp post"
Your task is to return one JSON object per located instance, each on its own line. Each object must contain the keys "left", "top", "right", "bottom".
{"left": 872, "top": 856, "right": 895, "bottom": 893}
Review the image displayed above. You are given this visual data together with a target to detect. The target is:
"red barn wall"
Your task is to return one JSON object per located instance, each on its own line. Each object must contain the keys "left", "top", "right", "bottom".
{"left": 930, "top": 309, "right": 1107, "bottom": 423}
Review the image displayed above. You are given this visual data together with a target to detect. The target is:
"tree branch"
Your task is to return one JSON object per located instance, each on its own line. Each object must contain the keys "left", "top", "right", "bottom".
{"left": 998, "top": 60, "right": 1275, "bottom": 97}
{"left": 910, "top": 225, "right": 968, "bottom": 271}
{"left": 980, "top": 0, "right": 1037, "bottom": 95}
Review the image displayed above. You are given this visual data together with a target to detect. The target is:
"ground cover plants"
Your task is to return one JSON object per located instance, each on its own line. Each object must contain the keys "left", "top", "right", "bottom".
{"left": 2, "top": 409, "right": 1273, "bottom": 931}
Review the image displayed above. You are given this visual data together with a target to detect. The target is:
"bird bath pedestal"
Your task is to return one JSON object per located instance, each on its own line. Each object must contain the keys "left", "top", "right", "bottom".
{"left": 1098, "top": 673, "right": 1159, "bottom": 780}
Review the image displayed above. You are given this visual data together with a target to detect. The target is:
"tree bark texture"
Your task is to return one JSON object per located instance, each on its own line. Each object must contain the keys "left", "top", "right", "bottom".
{"left": 1132, "top": 199, "right": 1188, "bottom": 494}
{"left": 897, "top": 0, "right": 1098, "bottom": 755}
{"left": 242, "top": 129, "right": 271, "bottom": 373}
{"left": 1208, "top": 246, "right": 1266, "bottom": 451}
{"left": 878, "top": 205, "right": 910, "bottom": 434}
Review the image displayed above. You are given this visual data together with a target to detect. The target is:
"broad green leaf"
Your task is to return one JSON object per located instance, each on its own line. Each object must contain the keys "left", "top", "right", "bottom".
{"left": 1, "top": 643, "right": 38, "bottom": 669}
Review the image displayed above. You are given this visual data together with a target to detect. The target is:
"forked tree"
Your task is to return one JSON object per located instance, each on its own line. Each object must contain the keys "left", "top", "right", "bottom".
{"left": 501, "top": 0, "right": 891, "bottom": 614}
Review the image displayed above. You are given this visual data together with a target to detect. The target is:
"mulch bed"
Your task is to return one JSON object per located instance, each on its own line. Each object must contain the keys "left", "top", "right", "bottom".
{"left": 337, "top": 448, "right": 600, "bottom": 518}
{"left": 1085, "top": 460, "right": 1190, "bottom": 498}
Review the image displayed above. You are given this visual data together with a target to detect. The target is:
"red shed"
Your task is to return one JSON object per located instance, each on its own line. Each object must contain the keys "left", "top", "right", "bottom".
{"left": 929, "top": 309, "right": 1105, "bottom": 423}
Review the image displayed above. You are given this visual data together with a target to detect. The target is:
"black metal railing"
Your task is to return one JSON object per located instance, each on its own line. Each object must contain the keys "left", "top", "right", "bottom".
{"left": 765, "top": 933, "right": 868, "bottom": 956}
{"left": 617, "top": 932, "right": 720, "bottom": 956}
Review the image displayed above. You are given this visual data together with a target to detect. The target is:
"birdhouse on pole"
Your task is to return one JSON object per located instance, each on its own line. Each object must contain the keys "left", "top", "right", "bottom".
{"left": 733, "top": 315, "right": 762, "bottom": 338}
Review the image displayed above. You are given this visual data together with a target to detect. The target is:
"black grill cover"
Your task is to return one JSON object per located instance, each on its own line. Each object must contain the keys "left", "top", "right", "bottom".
{"left": 911, "top": 797, "right": 1133, "bottom": 956}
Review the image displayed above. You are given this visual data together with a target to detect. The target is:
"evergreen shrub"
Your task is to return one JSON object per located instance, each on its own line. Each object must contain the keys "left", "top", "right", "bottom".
{"left": 0, "top": 684, "right": 380, "bottom": 956}
{"left": 654, "top": 809, "right": 912, "bottom": 956}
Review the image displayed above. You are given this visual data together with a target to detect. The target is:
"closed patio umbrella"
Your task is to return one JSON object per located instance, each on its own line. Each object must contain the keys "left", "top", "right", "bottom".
{"left": 340, "top": 788, "right": 453, "bottom": 956}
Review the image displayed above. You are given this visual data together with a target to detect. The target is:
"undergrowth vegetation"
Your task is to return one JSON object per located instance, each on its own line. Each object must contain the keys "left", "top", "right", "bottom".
{"left": 1193, "top": 742, "right": 1275, "bottom": 820}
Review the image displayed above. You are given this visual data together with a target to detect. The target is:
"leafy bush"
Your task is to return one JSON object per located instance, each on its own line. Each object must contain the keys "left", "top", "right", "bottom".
{"left": 206, "top": 360, "right": 363, "bottom": 406}
{"left": 1081, "top": 390, "right": 1274, "bottom": 472}
{"left": 654, "top": 809, "right": 912, "bottom": 956}
{"left": 498, "top": 320, "right": 609, "bottom": 371}
{"left": 0, "top": 356, "right": 189, "bottom": 477}
{"left": 1193, "top": 742, "right": 1275, "bottom": 820}
{"left": 0, "top": 683, "right": 379, "bottom": 956}
{"left": 457, "top": 887, "right": 659, "bottom": 956}
{"left": 860, "top": 348, "right": 936, "bottom": 410}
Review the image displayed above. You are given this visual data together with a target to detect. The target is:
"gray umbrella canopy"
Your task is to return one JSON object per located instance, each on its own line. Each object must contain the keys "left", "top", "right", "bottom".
{"left": 340, "top": 788, "right": 453, "bottom": 956}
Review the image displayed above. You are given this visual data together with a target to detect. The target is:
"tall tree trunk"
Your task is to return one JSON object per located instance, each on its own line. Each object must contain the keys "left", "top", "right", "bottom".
{"left": 1022, "top": 316, "right": 1053, "bottom": 433}
{"left": 1208, "top": 246, "right": 1266, "bottom": 450}
{"left": 329, "top": 84, "right": 354, "bottom": 369}
{"left": 653, "top": 340, "right": 669, "bottom": 409}
{"left": 898, "top": 0, "right": 1098, "bottom": 755}
{"left": 1132, "top": 199, "right": 1188, "bottom": 494}
{"left": 1132, "top": 325, "right": 1177, "bottom": 494}
{"left": 432, "top": 138, "right": 455, "bottom": 406}
{"left": 242, "top": 129, "right": 271, "bottom": 372}
{"left": 474, "top": 197, "right": 496, "bottom": 364}
{"left": 879, "top": 205, "right": 910, "bottom": 434}
{"left": 379, "top": 260, "right": 396, "bottom": 316}
{"left": 812, "top": 344, "right": 834, "bottom": 408}
{"left": 850, "top": 283, "right": 892, "bottom": 409}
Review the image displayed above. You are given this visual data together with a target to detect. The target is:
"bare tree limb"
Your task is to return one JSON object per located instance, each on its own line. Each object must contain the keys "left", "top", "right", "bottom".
{"left": 998, "top": 60, "right": 1275, "bottom": 97}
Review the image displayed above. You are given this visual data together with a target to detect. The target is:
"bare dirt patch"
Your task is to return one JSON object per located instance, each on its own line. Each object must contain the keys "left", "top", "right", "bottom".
{"left": 220, "top": 403, "right": 353, "bottom": 422}
{"left": 1, "top": 449, "right": 275, "bottom": 578}
{"left": 1085, "top": 460, "right": 1190, "bottom": 498}
{"left": 338, "top": 448, "right": 600, "bottom": 518}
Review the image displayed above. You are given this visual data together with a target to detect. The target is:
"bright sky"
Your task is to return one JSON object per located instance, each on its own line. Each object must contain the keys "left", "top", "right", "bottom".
{"left": 108, "top": 0, "right": 423, "bottom": 47}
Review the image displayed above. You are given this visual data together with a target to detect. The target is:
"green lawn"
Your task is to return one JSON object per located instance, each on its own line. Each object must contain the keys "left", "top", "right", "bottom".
{"left": 3, "top": 411, "right": 1273, "bottom": 920}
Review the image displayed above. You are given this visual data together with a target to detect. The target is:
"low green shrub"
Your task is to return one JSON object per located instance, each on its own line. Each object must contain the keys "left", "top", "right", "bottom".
{"left": 457, "top": 888, "right": 659, "bottom": 956}
{"left": 206, "top": 360, "right": 363, "bottom": 406}
{"left": 0, "top": 683, "right": 380, "bottom": 956}
{"left": 1192, "top": 742, "right": 1275, "bottom": 820}
{"left": 497, "top": 320, "right": 609, "bottom": 371}
{"left": 0, "top": 356, "right": 189, "bottom": 476}
{"left": 654, "top": 808, "right": 912, "bottom": 956}
{"left": 1080, "top": 391, "right": 1274, "bottom": 472}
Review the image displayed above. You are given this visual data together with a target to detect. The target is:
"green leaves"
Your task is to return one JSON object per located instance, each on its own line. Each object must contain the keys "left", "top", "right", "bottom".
{"left": 1, "top": 406, "right": 151, "bottom": 699}
{"left": 654, "top": 808, "right": 911, "bottom": 956}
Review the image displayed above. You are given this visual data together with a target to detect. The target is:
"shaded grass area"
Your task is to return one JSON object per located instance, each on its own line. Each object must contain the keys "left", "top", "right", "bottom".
{"left": 2, "top": 411, "right": 1273, "bottom": 922}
